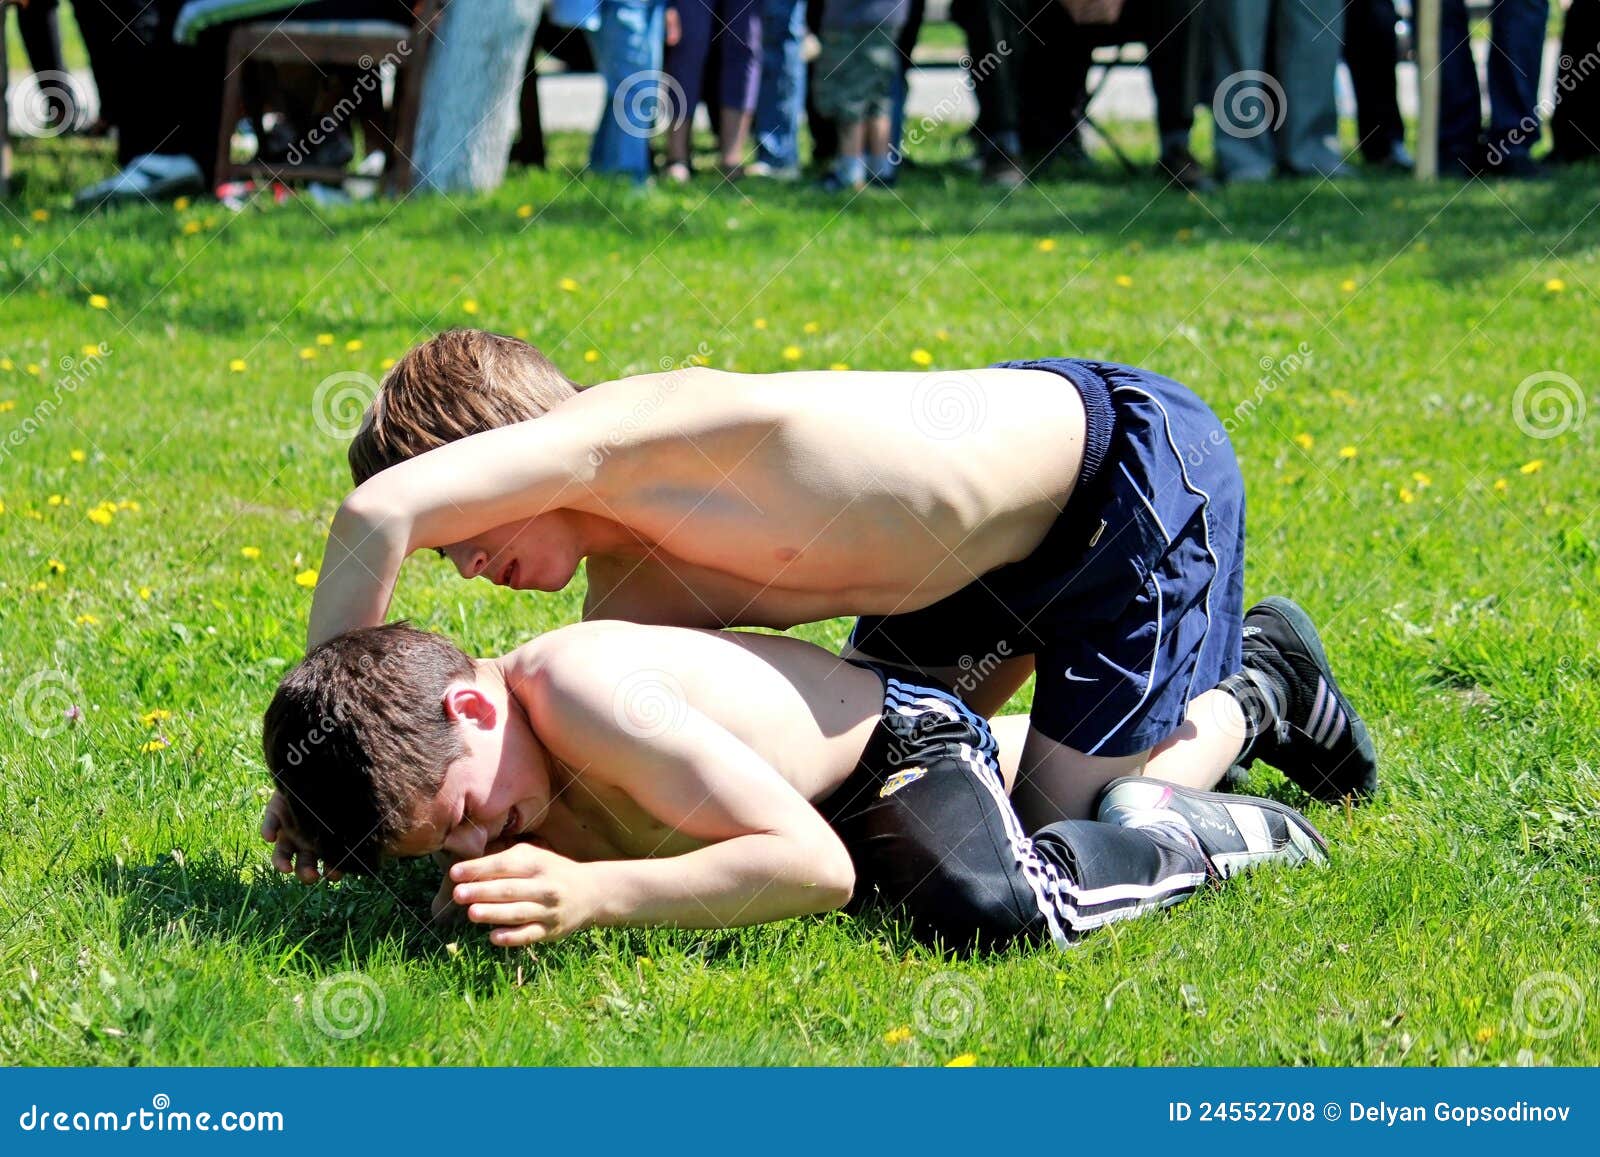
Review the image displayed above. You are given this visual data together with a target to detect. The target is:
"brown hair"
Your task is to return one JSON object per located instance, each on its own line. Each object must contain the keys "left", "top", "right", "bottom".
{"left": 349, "top": 329, "right": 579, "bottom": 484}
{"left": 262, "top": 623, "right": 475, "bottom": 874}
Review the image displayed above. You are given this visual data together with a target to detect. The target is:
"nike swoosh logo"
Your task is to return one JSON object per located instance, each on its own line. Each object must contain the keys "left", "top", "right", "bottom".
{"left": 1064, "top": 668, "right": 1098, "bottom": 682}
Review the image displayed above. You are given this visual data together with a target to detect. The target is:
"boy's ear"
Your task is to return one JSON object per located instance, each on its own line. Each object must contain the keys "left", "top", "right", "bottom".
{"left": 442, "top": 683, "right": 498, "bottom": 730}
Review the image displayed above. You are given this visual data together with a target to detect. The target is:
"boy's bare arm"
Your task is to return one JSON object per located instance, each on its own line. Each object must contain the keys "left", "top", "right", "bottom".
{"left": 448, "top": 653, "right": 856, "bottom": 945}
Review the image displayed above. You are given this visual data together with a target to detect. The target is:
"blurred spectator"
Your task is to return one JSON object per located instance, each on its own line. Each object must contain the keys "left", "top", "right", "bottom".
{"left": 1552, "top": 0, "right": 1600, "bottom": 164}
{"left": 1209, "top": 0, "right": 1348, "bottom": 181}
{"left": 560, "top": 0, "right": 667, "bottom": 182}
{"left": 14, "top": 0, "right": 80, "bottom": 130}
{"left": 750, "top": 0, "right": 808, "bottom": 177}
{"left": 951, "top": 0, "right": 1025, "bottom": 184}
{"left": 883, "top": 0, "right": 924, "bottom": 181}
{"left": 1342, "top": 0, "right": 1410, "bottom": 169}
{"left": 662, "top": 0, "right": 763, "bottom": 180}
{"left": 812, "top": 0, "right": 908, "bottom": 190}
{"left": 1439, "top": 0, "right": 1548, "bottom": 176}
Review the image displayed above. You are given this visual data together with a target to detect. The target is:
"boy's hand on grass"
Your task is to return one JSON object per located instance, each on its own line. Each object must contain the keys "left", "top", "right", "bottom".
{"left": 260, "top": 791, "right": 341, "bottom": 884}
{"left": 450, "top": 844, "right": 598, "bottom": 947}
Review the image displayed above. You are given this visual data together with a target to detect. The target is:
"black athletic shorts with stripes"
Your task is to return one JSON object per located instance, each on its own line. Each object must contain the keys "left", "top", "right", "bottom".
{"left": 817, "top": 662, "right": 1210, "bottom": 953}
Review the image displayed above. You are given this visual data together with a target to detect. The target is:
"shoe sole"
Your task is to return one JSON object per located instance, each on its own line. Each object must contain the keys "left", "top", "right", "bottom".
{"left": 1100, "top": 777, "right": 1330, "bottom": 867}
{"left": 1253, "top": 595, "right": 1378, "bottom": 801}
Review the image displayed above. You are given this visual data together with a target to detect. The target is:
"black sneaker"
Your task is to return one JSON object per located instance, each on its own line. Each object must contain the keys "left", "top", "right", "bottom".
{"left": 1232, "top": 596, "right": 1378, "bottom": 802}
{"left": 1097, "top": 777, "right": 1329, "bottom": 880}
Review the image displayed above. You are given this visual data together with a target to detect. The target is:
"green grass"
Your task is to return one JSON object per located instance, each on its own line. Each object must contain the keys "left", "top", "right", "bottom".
{"left": 2, "top": 131, "right": 1598, "bottom": 1067}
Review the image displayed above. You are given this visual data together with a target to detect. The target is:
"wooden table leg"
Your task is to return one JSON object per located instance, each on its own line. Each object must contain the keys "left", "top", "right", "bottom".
{"left": 1, "top": 5, "right": 13, "bottom": 199}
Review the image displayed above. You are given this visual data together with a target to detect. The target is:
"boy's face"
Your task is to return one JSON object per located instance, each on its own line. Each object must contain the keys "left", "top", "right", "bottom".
{"left": 389, "top": 671, "right": 555, "bottom": 863}
{"left": 439, "top": 511, "right": 585, "bottom": 594}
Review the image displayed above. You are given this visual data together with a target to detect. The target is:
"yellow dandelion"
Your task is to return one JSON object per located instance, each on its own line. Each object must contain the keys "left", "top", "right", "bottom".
{"left": 753, "top": 318, "right": 769, "bottom": 330}
{"left": 380, "top": 357, "right": 396, "bottom": 370}
{"left": 830, "top": 362, "right": 850, "bottom": 371}
{"left": 240, "top": 546, "right": 262, "bottom": 560}
{"left": 1520, "top": 459, "right": 1545, "bottom": 474}
{"left": 345, "top": 339, "right": 364, "bottom": 352}
{"left": 80, "top": 344, "right": 99, "bottom": 358}
{"left": 1114, "top": 274, "right": 1134, "bottom": 288}
{"left": 1476, "top": 1026, "right": 1495, "bottom": 1044}
{"left": 140, "top": 738, "right": 169, "bottom": 755}
{"left": 0, "top": 499, "right": 5, "bottom": 515}
{"left": 583, "top": 349, "right": 600, "bottom": 364}
{"left": 945, "top": 1054, "right": 978, "bottom": 1067}
{"left": 1330, "top": 388, "right": 1358, "bottom": 408}
{"left": 30, "top": 580, "right": 48, "bottom": 593}
{"left": 781, "top": 345, "right": 802, "bottom": 361}
{"left": 1493, "top": 478, "right": 1509, "bottom": 493}
{"left": 462, "top": 299, "right": 480, "bottom": 315}
{"left": 1292, "top": 432, "right": 1314, "bottom": 451}
{"left": 686, "top": 353, "right": 708, "bottom": 367}
{"left": 31, "top": 209, "right": 49, "bottom": 222}
{"left": 1398, "top": 486, "right": 1416, "bottom": 504}
{"left": 299, "top": 347, "right": 316, "bottom": 360}
{"left": 229, "top": 358, "right": 247, "bottom": 373}
{"left": 75, "top": 614, "right": 99, "bottom": 626}
{"left": 910, "top": 348, "right": 933, "bottom": 367}
{"left": 87, "top": 507, "right": 113, "bottom": 527}
{"left": 88, "top": 294, "right": 110, "bottom": 310}
{"left": 174, "top": 196, "right": 192, "bottom": 212}
{"left": 117, "top": 499, "right": 140, "bottom": 512}
{"left": 1411, "top": 471, "right": 1432, "bottom": 487}
{"left": 138, "top": 586, "right": 153, "bottom": 600}
{"left": 935, "top": 329, "right": 950, "bottom": 342}
{"left": 70, "top": 448, "right": 87, "bottom": 463}
{"left": 803, "top": 321, "right": 821, "bottom": 335}
{"left": 558, "top": 278, "right": 580, "bottom": 293}
{"left": 1340, "top": 279, "right": 1357, "bottom": 293}
{"left": 316, "top": 333, "right": 335, "bottom": 347}
{"left": 139, "top": 708, "right": 173, "bottom": 727}
{"left": 26, "top": 364, "right": 41, "bottom": 376}
{"left": 295, "top": 569, "right": 319, "bottom": 588}
{"left": 0, "top": 400, "right": 13, "bottom": 412}
{"left": 1036, "top": 238, "right": 1057, "bottom": 253}
{"left": 883, "top": 1026, "right": 913, "bottom": 1045}
{"left": 1339, "top": 445, "right": 1358, "bottom": 460}
{"left": 47, "top": 494, "right": 64, "bottom": 507}
{"left": 181, "top": 219, "right": 203, "bottom": 236}
{"left": 1545, "top": 278, "right": 1566, "bottom": 294}
{"left": 0, "top": 358, "right": 12, "bottom": 370}
{"left": 516, "top": 204, "right": 534, "bottom": 219}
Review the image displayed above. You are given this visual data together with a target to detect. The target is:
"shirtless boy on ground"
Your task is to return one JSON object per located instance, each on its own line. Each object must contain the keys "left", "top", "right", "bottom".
{"left": 263, "top": 619, "right": 1327, "bottom": 949}
{"left": 266, "top": 330, "right": 1375, "bottom": 880}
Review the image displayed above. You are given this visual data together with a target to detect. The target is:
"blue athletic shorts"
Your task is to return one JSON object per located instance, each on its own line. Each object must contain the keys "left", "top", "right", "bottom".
{"left": 849, "top": 357, "right": 1246, "bottom": 757}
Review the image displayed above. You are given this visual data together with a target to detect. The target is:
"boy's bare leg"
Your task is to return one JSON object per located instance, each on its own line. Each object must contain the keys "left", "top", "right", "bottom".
{"left": 864, "top": 114, "right": 890, "bottom": 161}
{"left": 1142, "top": 689, "right": 1249, "bottom": 790}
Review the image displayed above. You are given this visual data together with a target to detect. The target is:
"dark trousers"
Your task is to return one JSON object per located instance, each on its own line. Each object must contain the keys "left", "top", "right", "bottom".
{"left": 1439, "top": 0, "right": 1549, "bottom": 165}
{"left": 1553, "top": 0, "right": 1600, "bottom": 161}
{"left": 1342, "top": 0, "right": 1403, "bottom": 159}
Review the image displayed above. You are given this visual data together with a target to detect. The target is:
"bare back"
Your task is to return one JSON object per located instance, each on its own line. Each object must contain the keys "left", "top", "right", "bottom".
{"left": 568, "top": 367, "right": 1088, "bottom": 628}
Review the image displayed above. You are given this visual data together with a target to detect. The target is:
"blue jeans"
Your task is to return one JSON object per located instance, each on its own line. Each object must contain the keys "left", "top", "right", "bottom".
{"left": 753, "top": 0, "right": 807, "bottom": 168}
{"left": 1439, "top": 0, "right": 1549, "bottom": 165}
{"left": 588, "top": 0, "right": 668, "bottom": 178}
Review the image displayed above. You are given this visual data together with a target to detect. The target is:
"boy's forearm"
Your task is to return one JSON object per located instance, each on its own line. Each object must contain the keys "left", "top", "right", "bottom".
{"left": 582, "top": 835, "right": 853, "bottom": 931}
{"left": 306, "top": 500, "right": 411, "bottom": 647}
